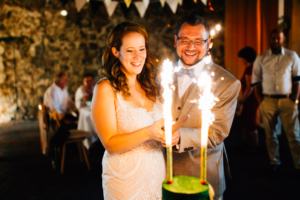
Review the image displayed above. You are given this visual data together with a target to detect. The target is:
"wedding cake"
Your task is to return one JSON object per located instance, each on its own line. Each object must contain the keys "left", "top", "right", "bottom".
{"left": 162, "top": 175, "right": 209, "bottom": 200}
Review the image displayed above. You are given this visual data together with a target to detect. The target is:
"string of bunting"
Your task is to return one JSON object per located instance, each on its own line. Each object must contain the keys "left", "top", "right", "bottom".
{"left": 75, "top": 0, "right": 208, "bottom": 17}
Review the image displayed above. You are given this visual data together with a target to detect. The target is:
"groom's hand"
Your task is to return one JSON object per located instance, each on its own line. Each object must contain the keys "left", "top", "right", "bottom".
{"left": 172, "top": 114, "right": 189, "bottom": 133}
{"left": 161, "top": 114, "right": 189, "bottom": 147}
{"left": 161, "top": 130, "right": 180, "bottom": 147}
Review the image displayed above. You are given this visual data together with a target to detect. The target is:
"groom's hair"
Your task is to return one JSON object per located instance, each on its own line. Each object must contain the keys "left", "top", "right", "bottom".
{"left": 175, "top": 14, "right": 210, "bottom": 36}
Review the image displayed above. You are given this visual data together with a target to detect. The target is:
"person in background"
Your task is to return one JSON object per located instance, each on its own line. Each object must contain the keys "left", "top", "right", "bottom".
{"left": 252, "top": 28, "right": 300, "bottom": 171}
{"left": 44, "top": 72, "right": 78, "bottom": 160}
{"left": 75, "top": 73, "right": 94, "bottom": 109}
{"left": 44, "top": 72, "right": 77, "bottom": 120}
{"left": 236, "top": 47, "right": 259, "bottom": 152}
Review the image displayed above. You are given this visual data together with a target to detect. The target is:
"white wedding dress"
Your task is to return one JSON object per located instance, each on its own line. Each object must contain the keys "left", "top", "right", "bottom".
{"left": 102, "top": 93, "right": 166, "bottom": 200}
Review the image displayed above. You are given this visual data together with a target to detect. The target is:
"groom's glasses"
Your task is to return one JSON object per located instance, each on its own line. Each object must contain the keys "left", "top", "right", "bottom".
{"left": 177, "top": 37, "right": 209, "bottom": 47}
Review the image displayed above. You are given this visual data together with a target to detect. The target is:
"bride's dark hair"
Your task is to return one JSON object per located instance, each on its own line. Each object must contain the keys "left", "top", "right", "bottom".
{"left": 100, "top": 21, "right": 159, "bottom": 101}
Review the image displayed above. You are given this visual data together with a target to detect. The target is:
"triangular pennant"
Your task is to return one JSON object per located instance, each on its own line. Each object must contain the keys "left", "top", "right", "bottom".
{"left": 177, "top": 0, "right": 183, "bottom": 6}
{"left": 201, "top": 0, "right": 207, "bottom": 5}
{"left": 166, "top": 0, "right": 178, "bottom": 13}
{"left": 124, "top": 0, "right": 131, "bottom": 8}
{"left": 143, "top": 0, "right": 149, "bottom": 7}
{"left": 160, "top": 0, "right": 165, "bottom": 7}
{"left": 75, "top": 0, "right": 86, "bottom": 12}
{"left": 104, "top": 1, "right": 118, "bottom": 17}
{"left": 104, "top": 0, "right": 111, "bottom": 6}
{"left": 134, "top": 2, "right": 147, "bottom": 18}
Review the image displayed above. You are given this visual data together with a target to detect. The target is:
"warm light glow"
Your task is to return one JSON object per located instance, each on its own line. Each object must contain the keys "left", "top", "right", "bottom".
{"left": 205, "top": 54, "right": 212, "bottom": 65}
{"left": 38, "top": 104, "right": 42, "bottom": 110}
{"left": 161, "top": 59, "right": 173, "bottom": 147}
{"left": 210, "top": 29, "right": 215, "bottom": 37}
{"left": 174, "top": 66, "right": 181, "bottom": 73}
{"left": 168, "top": 24, "right": 171, "bottom": 27}
{"left": 61, "top": 10, "right": 68, "bottom": 16}
{"left": 156, "top": 59, "right": 159, "bottom": 62}
{"left": 209, "top": 42, "right": 213, "bottom": 49}
{"left": 221, "top": 77, "right": 224, "bottom": 81}
{"left": 216, "top": 24, "right": 221, "bottom": 31}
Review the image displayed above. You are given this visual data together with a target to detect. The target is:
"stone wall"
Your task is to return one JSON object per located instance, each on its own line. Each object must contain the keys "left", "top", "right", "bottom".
{"left": 0, "top": 0, "right": 224, "bottom": 122}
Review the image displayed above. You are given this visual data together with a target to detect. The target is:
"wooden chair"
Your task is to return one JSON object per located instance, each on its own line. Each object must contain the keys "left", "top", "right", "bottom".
{"left": 49, "top": 109, "right": 91, "bottom": 174}
{"left": 38, "top": 104, "right": 50, "bottom": 155}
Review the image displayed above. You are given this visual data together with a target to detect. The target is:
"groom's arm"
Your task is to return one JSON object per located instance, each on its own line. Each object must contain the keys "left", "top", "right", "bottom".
{"left": 175, "top": 79, "right": 241, "bottom": 153}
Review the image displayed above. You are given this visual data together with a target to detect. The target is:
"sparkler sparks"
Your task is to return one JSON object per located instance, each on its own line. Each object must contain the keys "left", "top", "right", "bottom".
{"left": 161, "top": 59, "right": 174, "bottom": 183}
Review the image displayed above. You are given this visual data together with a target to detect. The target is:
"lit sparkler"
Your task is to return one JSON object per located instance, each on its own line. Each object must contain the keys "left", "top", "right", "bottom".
{"left": 161, "top": 59, "right": 174, "bottom": 184}
{"left": 197, "top": 56, "right": 218, "bottom": 184}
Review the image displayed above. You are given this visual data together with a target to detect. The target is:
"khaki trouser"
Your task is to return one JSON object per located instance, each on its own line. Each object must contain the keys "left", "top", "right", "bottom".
{"left": 260, "top": 97, "right": 300, "bottom": 169}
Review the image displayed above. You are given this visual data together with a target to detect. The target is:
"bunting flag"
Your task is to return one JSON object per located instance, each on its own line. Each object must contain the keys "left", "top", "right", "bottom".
{"left": 75, "top": 0, "right": 86, "bottom": 12}
{"left": 104, "top": 0, "right": 111, "bottom": 6}
{"left": 134, "top": 2, "right": 147, "bottom": 17}
{"left": 166, "top": 0, "right": 178, "bottom": 13}
{"left": 104, "top": 1, "right": 118, "bottom": 17}
{"left": 124, "top": 0, "right": 131, "bottom": 8}
{"left": 77, "top": 0, "right": 204, "bottom": 17}
{"left": 143, "top": 0, "right": 149, "bottom": 7}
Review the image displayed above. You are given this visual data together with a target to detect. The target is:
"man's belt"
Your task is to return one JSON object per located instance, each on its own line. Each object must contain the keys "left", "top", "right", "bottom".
{"left": 264, "top": 94, "right": 290, "bottom": 99}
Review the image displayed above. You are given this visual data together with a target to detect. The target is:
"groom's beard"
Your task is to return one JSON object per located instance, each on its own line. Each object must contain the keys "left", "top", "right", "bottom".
{"left": 179, "top": 51, "right": 208, "bottom": 67}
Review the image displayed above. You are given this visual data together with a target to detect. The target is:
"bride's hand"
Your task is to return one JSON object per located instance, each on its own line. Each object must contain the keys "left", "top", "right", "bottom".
{"left": 161, "top": 130, "right": 180, "bottom": 147}
{"left": 161, "top": 115, "right": 189, "bottom": 147}
{"left": 146, "top": 118, "right": 165, "bottom": 142}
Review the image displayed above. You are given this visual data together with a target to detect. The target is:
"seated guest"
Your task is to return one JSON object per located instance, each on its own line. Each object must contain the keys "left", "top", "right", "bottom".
{"left": 75, "top": 73, "right": 94, "bottom": 109}
{"left": 44, "top": 72, "right": 77, "bottom": 120}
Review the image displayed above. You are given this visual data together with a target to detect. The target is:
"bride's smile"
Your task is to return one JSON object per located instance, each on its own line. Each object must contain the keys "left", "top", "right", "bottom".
{"left": 112, "top": 32, "right": 147, "bottom": 77}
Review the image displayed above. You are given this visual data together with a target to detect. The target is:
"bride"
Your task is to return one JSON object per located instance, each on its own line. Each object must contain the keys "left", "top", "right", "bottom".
{"left": 91, "top": 22, "right": 186, "bottom": 199}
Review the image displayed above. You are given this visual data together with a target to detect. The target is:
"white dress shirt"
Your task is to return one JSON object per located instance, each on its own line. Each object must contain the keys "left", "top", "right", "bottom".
{"left": 75, "top": 85, "right": 94, "bottom": 109}
{"left": 252, "top": 48, "right": 300, "bottom": 95}
{"left": 44, "top": 83, "right": 76, "bottom": 115}
{"left": 176, "top": 59, "right": 205, "bottom": 98}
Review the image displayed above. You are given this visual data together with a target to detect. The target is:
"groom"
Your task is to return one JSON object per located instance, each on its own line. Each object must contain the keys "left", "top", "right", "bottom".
{"left": 171, "top": 14, "right": 240, "bottom": 200}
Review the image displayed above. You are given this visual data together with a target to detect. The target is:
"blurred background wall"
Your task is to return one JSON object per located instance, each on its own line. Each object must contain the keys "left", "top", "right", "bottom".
{"left": 0, "top": 0, "right": 299, "bottom": 123}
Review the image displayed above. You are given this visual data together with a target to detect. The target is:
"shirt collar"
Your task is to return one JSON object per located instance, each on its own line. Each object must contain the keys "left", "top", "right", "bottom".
{"left": 269, "top": 47, "right": 285, "bottom": 55}
{"left": 53, "top": 83, "right": 66, "bottom": 91}
{"left": 177, "top": 59, "right": 206, "bottom": 77}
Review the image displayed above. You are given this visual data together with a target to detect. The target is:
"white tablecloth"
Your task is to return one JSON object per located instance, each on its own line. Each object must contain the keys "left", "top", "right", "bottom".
{"left": 77, "top": 107, "right": 99, "bottom": 149}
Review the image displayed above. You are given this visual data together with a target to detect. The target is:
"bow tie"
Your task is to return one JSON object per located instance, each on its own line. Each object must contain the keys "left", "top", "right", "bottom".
{"left": 176, "top": 68, "right": 196, "bottom": 79}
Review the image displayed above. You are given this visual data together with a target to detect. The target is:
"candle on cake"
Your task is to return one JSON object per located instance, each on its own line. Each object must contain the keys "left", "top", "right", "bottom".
{"left": 161, "top": 59, "right": 174, "bottom": 184}
{"left": 162, "top": 55, "right": 216, "bottom": 200}
{"left": 197, "top": 55, "right": 218, "bottom": 184}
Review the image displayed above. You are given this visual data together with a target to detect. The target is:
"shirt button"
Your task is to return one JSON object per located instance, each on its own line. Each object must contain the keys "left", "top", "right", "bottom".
{"left": 178, "top": 107, "right": 181, "bottom": 110}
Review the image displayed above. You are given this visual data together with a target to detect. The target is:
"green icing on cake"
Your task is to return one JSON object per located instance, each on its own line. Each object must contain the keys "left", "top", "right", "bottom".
{"left": 162, "top": 176, "right": 209, "bottom": 200}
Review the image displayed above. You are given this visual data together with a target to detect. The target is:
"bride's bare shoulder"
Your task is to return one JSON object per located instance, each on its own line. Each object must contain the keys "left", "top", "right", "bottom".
{"left": 95, "top": 78, "right": 114, "bottom": 96}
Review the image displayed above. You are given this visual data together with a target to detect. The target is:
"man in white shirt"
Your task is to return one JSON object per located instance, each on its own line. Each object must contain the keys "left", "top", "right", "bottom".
{"left": 168, "top": 14, "right": 241, "bottom": 200}
{"left": 44, "top": 72, "right": 77, "bottom": 120}
{"left": 75, "top": 73, "right": 94, "bottom": 109}
{"left": 252, "top": 28, "right": 300, "bottom": 170}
